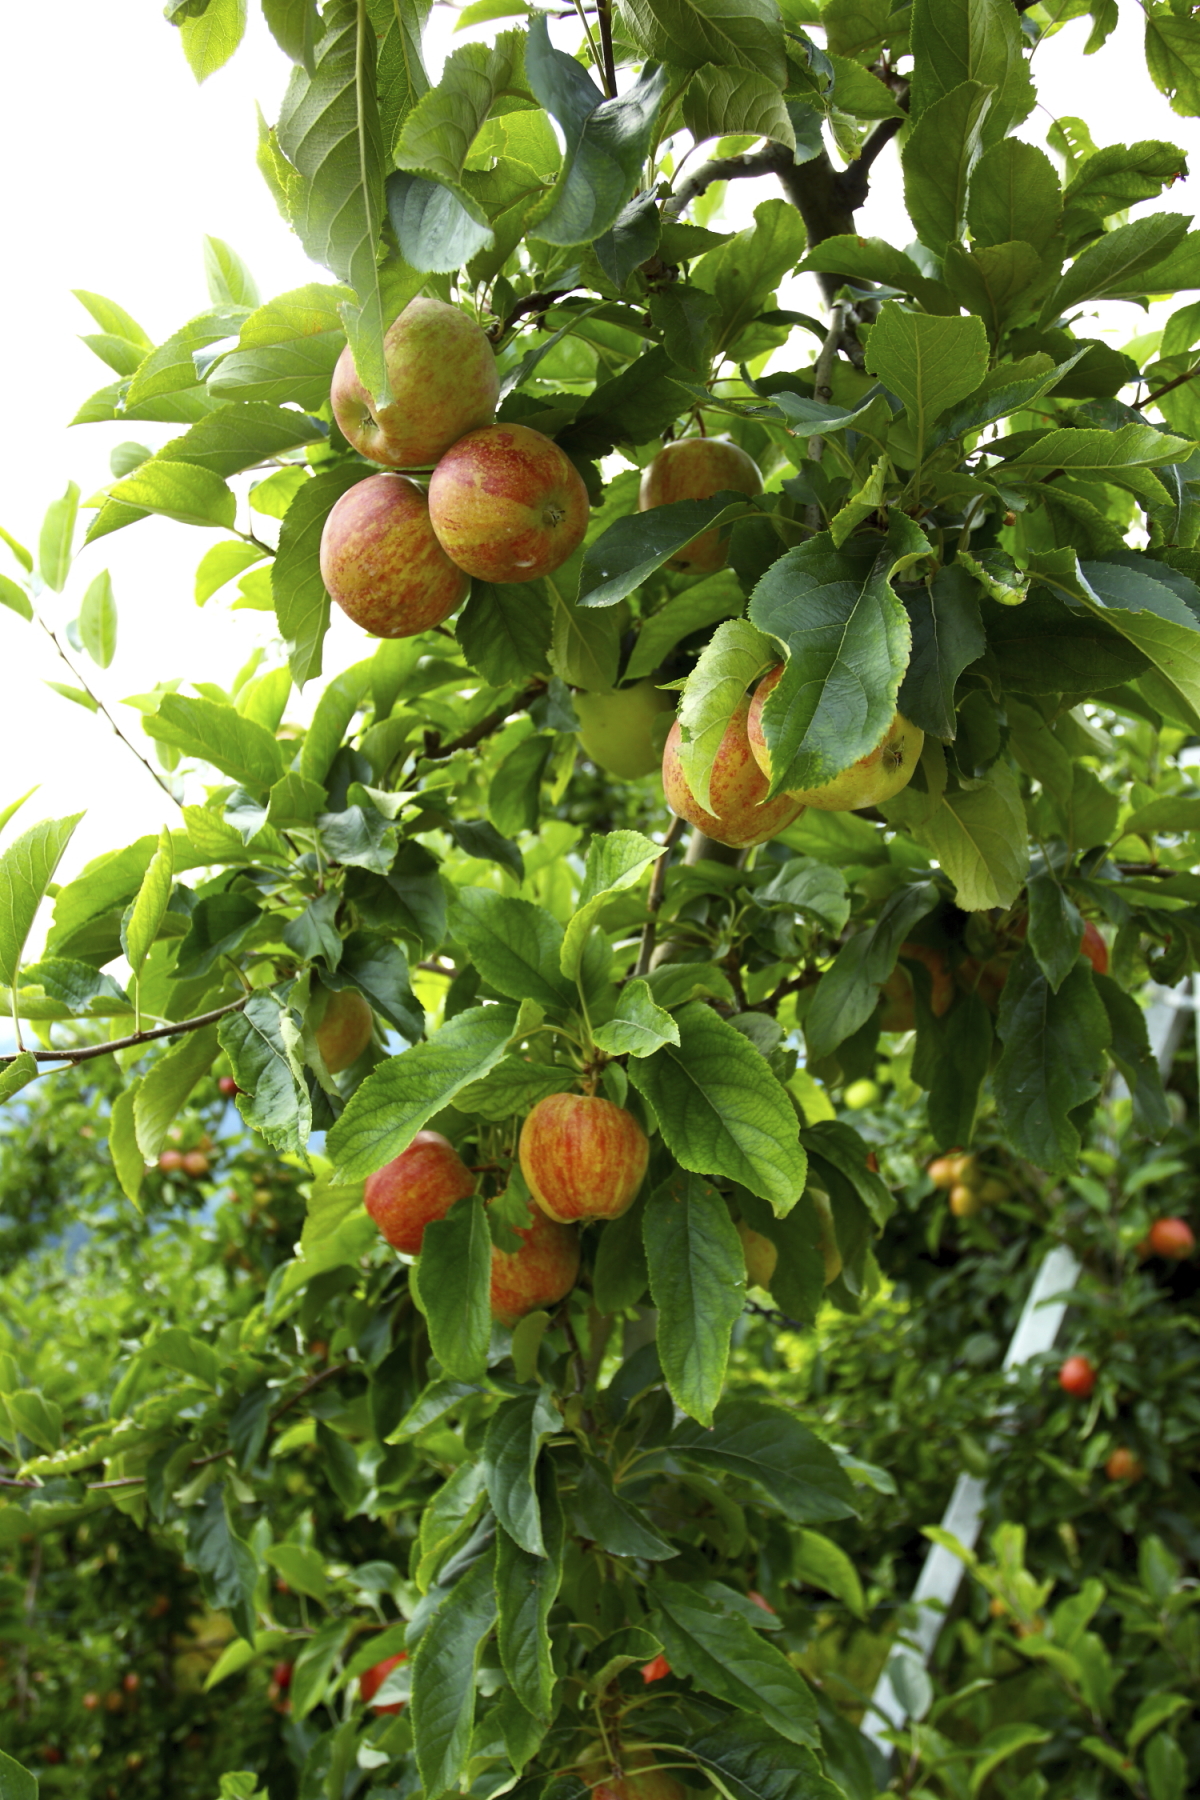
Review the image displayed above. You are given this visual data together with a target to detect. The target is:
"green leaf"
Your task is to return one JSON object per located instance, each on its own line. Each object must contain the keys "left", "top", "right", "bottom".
{"left": 1127, "top": 1692, "right": 1190, "bottom": 1753}
{"left": 0, "top": 575, "right": 32, "bottom": 622}
{"left": 572, "top": 1455, "right": 674, "bottom": 1558}
{"left": 38, "top": 483, "right": 80, "bottom": 592}
{"left": 925, "top": 991, "right": 992, "bottom": 1151}
{"left": 0, "top": 814, "right": 84, "bottom": 990}
{"left": 5, "top": 1389, "right": 62, "bottom": 1454}
{"left": 912, "top": 759, "right": 1029, "bottom": 912}
{"left": 1146, "top": 7, "right": 1200, "bottom": 116}
{"left": 187, "top": 1484, "right": 258, "bottom": 1644}
{"left": 792, "top": 1529, "right": 866, "bottom": 1617}
{"left": 683, "top": 66, "right": 796, "bottom": 149}
{"left": 107, "top": 460, "right": 236, "bottom": 530}
{"left": 864, "top": 304, "right": 990, "bottom": 461}
{"left": 143, "top": 694, "right": 286, "bottom": 792}
{"left": 643, "top": 1173, "right": 745, "bottom": 1426}
{"left": 329, "top": 1003, "right": 516, "bottom": 1180}
{"left": 1065, "top": 140, "right": 1188, "bottom": 219}
{"left": 454, "top": 889, "right": 574, "bottom": 1010}
{"left": 651, "top": 1580, "right": 819, "bottom": 1746}
{"left": 577, "top": 495, "right": 753, "bottom": 610}
{"left": 897, "top": 566, "right": 985, "bottom": 740}
{"left": 195, "top": 540, "right": 268, "bottom": 605}
{"left": 903, "top": 80, "right": 994, "bottom": 253}
{"left": 805, "top": 882, "right": 939, "bottom": 1061}
{"left": 490, "top": 734, "right": 555, "bottom": 838}
{"left": 560, "top": 830, "right": 665, "bottom": 984}
{"left": 219, "top": 993, "right": 313, "bottom": 1159}
{"left": 273, "top": 464, "right": 366, "bottom": 687}
{"left": 122, "top": 827, "right": 174, "bottom": 983}
{"left": 620, "top": 0, "right": 786, "bottom": 79}
{"left": 676, "top": 619, "right": 773, "bottom": 812}
{"left": 798, "top": 234, "right": 951, "bottom": 310}
{"left": 548, "top": 579, "right": 623, "bottom": 689}
{"left": 1041, "top": 212, "right": 1189, "bottom": 321}
{"left": 290, "top": 1618, "right": 348, "bottom": 1719}
{"left": 994, "top": 950, "right": 1111, "bottom": 1173}
{"left": 909, "top": 0, "right": 1034, "bottom": 138}
{"left": 670, "top": 1397, "right": 856, "bottom": 1523}
{"left": 157, "top": 403, "right": 321, "bottom": 480}
{"left": 413, "top": 1196, "right": 492, "bottom": 1381}
{"left": 77, "top": 570, "right": 118, "bottom": 669}
{"left": 698, "top": 197, "right": 807, "bottom": 353}
{"left": 203, "top": 235, "right": 260, "bottom": 307}
{"left": 684, "top": 1715, "right": 843, "bottom": 1800}
{"left": 0, "top": 1747, "right": 39, "bottom": 1800}
{"left": 177, "top": 0, "right": 247, "bottom": 79}
{"left": 748, "top": 524, "right": 921, "bottom": 799}
{"left": 410, "top": 1548, "right": 498, "bottom": 1795}
{"left": 1094, "top": 973, "right": 1171, "bottom": 1140}
{"left": 0, "top": 1051, "right": 39, "bottom": 1106}
{"left": 147, "top": 1325, "right": 222, "bottom": 1390}
{"left": 455, "top": 1055, "right": 576, "bottom": 1121}
{"left": 133, "top": 1027, "right": 220, "bottom": 1161}
{"left": 299, "top": 659, "right": 371, "bottom": 786}
{"left": 967, "top": 139, "right": 1062, "bottom": 254}
{"left": 483, "top": 1389, "right": 560, "bottom": 1555}
{"left": 457, "top": 582, "right": 552, "bottom": 686}
{"left": 495, "top": 1470, "right": 564, "bottom": 1720}
{"left": 108, "top": 1085, "right": 144, "bottom": 1207}
{"left": 593, "top": 979, "right": 680, "bottom": 1058}
{"left": 630, "top": 1004, "right": 807, "bottom": 1213}
{"left": 1074, "top": 556, "right": 1200, "bottom": 731}
{"left": 967, "top": 1726, "right": 1054, "bottom": 1797}
{"left": 625, "top": 578, "right": 741, "bottom": 683}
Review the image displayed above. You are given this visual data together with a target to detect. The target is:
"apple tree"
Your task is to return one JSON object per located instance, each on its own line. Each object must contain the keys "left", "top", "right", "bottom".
{"left": 3, "top": 0, "right": 1200, "bottom": 1794}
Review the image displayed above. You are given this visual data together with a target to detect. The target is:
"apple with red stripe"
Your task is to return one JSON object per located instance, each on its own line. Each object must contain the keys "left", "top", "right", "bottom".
{"left": 519, "top": 1093, "right": 649, "bottom": 1224}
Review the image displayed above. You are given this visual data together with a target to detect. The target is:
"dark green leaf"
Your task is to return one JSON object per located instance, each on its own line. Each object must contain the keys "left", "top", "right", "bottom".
{"left": 670, "top": 1396, "right": 856, "bottom": 1523}
{"left": 411, "top": 1550, "right": 498, "bottom": 1796}
{"left": 573, "top": 1454, "right": 674, "bottom": 1558}
{"left": 925, "top": 992, "right": 992, "bottom": 1152}
{"left": 897, "top": 566, "right": 984, "bottom": 741}
{"left": 219, "top": 993, "right": 313, "bottom": 1159}
{"left": 903, "top": 80, "right": 995, "bottom": 253}
{"left": 495, "top": 1468, "right": 564, "bottom": 1718}
{"left": 1093, "top": 973, "right": 1170, "bottom": 1139}
{"left": 482, "top": 1389, "right": 560, "bottom": 1556}
{"left": 1027, "top": 869, "right": 1084, "bottom": 992}
{"left": 643, "top": 1173, "right": 746, "bottom": 1426}
{"left": 413, "top": 1196, "right": 492, "bottom": 1381}
{"left": 187, "top": 1485, "right": 258, "bottom": 1643}
{"left": 685, "top": 1714, "right": 845, "bottom": 1800}
{"left": 457, "top": 582, "right": 552, "bottom": 686}
{"left": 805, "top": 882, "right": 939, "bottom": 1061}
{"left": 577, "top": 495, "right": 752, "bottom": 610}
{"left": 651, "top": 1580, "right": 819, "bottom": 1746}
{"left": 994, "top": 949, "right": 1110, "bottom": 1173}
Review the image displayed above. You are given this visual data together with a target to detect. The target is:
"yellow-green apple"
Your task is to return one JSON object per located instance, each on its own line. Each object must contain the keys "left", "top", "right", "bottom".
{"left": 358, "top": 1652, "right": 408, "bottom": 1714}
{"left": 878, "top": 942, "right": 954, "bottom": 1030}
{"left": 314, "top": 988, "right": 374, "bottom": 1074}
{"left": 519, "top": 1093, "right": 649, "bottom": 1223}
{"left": 810, "top": 1188, "right": 842, "bottom": 1285}
{"left": 331, "top": 298, "right": 499, "bottom": 468}
{"left": 319, "top": 473, "right": 470, "bottom": 638}
{"left": 576, "top": 680, "right": 676, "bottom": 778}
{"left": 364, "top": 1131, "right": 476, "bottom": 1255}
{"left": 638, "top": 437, "right": 763, "bottom": 573}
{"left": 661, "top": 701, "right": 805, "bottom": 848}
{"left": 748, "top": 664, "right": 923, "bottom": 809}
{"left": 949, "top": 1183, "right": 983, "bottom": 1218}
{"left": 489, "top": 1202, "right": 581, "bottom": 1326}
{"left": 737, "top": 1218, "right": 777, "bottom": 1290}
{"left": 428, "top": 423, "right": 590, "bottom": 582}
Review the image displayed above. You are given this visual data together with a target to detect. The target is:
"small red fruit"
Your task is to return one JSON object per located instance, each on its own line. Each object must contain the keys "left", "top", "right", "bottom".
{"left": 157, "top": 1149, "right": 184, "bottom": 1173}
{"left": 640, "top": 1653, "right": 671, "bottom": 1683}
{"left": 271, "top": 1661, "right": 293, "bottom": 1690}
{"left": 1147, "top": 1217, "right": 1195, "bottom": 1259}
{"left": 1080, "top": 919, "right": 1108, "bottom": 976}
{"left": 519, "top": 1093, "right": 649, "bottom": 1224}
{"left": 218, "top": 1075, "right": 241, "bottom": 1098}
{"left": 359, "top": 1651, "right": 408, "bottom": 1714}
{"left": 1059, "top": 1354, "right": 1097, "bottom": 1399}
{"left": 82, "top": 1691, "right": 100, "bottom": 1710}
{"left": 181, "top": 1150, "right": 210, "bottom": 1179}
{"left": 42, "top": 1747, "right": 63, "bottom": 1764}
{"left": 122, "top": 1671, "right": 140, "bottom": 1693}
{"left": 364, "top": 1130, "right": 476, "bottom": 1254}
{"left": 1105, "top": 1446, "right": 1144, "bottom": 1482}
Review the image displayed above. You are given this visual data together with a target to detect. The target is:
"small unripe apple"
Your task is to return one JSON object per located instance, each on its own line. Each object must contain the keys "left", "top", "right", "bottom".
{"left": 748, "top": 665, "right": 923, "bottom": 809}
{"left": 1105, "top": 1446, "right": 1144, "bottom": 1482}
{"left": 810, "top": 1187, "right": 842, "bottom": 1285}
{"left": 358, "top": 1651, "right": 407, "bottom": 1714}
{"left": 1147, "top": 1216, "right": 1195, "bottom": 1259}
{"left": 490, "top": 1202, "right": 581, "bottom": 1326}
{"left": 928, "top": 1151, "right": 973, "bottom": 1190}
{"left": 331, "top": 297, "right": 499, "bottom": 468}
{"left": 314, "top": 989, "right": 374, "bottom": 1075}
{"left": 843, "top": 1078, "right": 880, "bottom": 1110}
{"left": 949, "top": 1183, "right": 982, "bottom": 1218}
{"left": 640, "top": 1653, "right": 671, "bottom": 1684}
{"left": 576, "top": 680, "right": 676, "bottom": 779}
{"left": 637, "top": 437, "right": 763, "bottom": 573}
{"left": 365, "top": 1132, "right": 476, "bottom": 1255}
{"left": 593, "top": 1750, "right": 687, "bottom": 1800}
{"left": 737, "top": 1218, "right": 777, "bottom": 1290}
{"left": 1059, "top": 1354, "right": 1096, "bottom": 1398}
{"left": 661, "top": 703, "right": 805, "bottom": 849}
{"left": 519, "top": 1093, "right": 649, "bottom": 1223}
{"left": 975, "top": 1176, "right": 1010, "bottom": 1204}
{"left": 158, "top": 1149, "right": 185, "bottom": 1174}
{"left": 319, "top": 473, "right": 470, "bottom": 638}
{"left": 429, "top": 423, "right": 590, "bottom": 582}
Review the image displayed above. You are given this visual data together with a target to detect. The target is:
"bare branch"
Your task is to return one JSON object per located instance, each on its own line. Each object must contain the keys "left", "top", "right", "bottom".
{"left": 634, "top": 814, "right": 688, "bottom": 976}
{"left": 422, "top": 678, "right": 548, "bottom": 761}
{"left": 0, "top": 993, "right": 249, "bottom": 1069}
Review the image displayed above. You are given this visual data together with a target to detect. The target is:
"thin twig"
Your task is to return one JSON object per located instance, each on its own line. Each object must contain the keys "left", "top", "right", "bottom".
{"left": 488, "top": 289, "right": 582, "bottom": 343}
{"left": 1144, "top": 362, "right": 1200, "bottom": 407}
{"left": 35, "top": 613, "right": 182, "bottom": 808}
{"left": 570, "top": 0, "right": 607, "bottom": 90}
{"left": 805, "top": 299, "right": 847, "bottom": 530}
{"left": 635, "top": 815, "right": 687, "bottom": 976}
{"left": 0, "top": 993, "right": 249, "bottom": 1068}
{"left": 421, "top": 678, "right": 548, "bottom": 761}
{"left": 664, "top": 143, "right": 792, "bottom": 223}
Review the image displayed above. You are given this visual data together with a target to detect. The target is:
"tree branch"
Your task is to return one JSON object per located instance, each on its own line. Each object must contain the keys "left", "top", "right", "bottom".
{"left": 594, "top": 0, "right": 618, "bottom": 98}
{"left": 488, "top": 289, "right": 583, "bottom": 343}
{"left": 0, "top": 993, "right": 249, "bottom": 1068}
{"left": 422, "top": 678, "right": 548, "bottom": 761}
{"left": 35, "top": 612, "right": 183, "bottom": 809}
{"left": 634, "top": 814, "right": 687, "bottom": 976}
{"left": 1144, "top": 362, "right": 1200, "bottom": 407}
{"left": 663, "top": 144, "right": 791, "bottom": 223}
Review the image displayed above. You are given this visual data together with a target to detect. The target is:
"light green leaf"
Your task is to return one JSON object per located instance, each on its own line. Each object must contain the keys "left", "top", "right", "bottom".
{"left": 792, "top": 1529, "right": 866, "bottom": 1616}
{"left": 620, "top": 0, "right": 786, "bottom": 79}
{"left": 967, "top": 138, "right": 1062, "bottom": 254}
{"left": 455, "top": 889, "right": 574, "bottom": 1010}
{"left": 903, "top": 79, "right": 993, "bottom": 252}
{"left": 683, "top": 65, "right": 795, "bottom": 149}
{"left": 0, "top": 1052, "right": 39, "bottom": 1106}
{"left": 412, "top": 1196, "right": 492, "bottom": 1381}
{"left": 593, "top": 979, "right": 679, "bottom": 1058}
{"left": 644, "top": 1173, "right": 745, "bottom": 1426}
{"left": 195, "top": 540, "right": 269, "bottom": 606}
{"left": 625, "top": 578, "right": 742, "bottom": 683}
{"left": 178, "top": 0, "right": 247, "bottom": 80}
{"left": 122, "top": 828, "right": 174, "bottom": 983}
{"left": 219, "top": 993, "right": 313, "bottom": 1160}
{"left": 38, "top": 483, "right": 80, "bottom": 592}
{"left": 865, "top": 303, "right": 990, "bottom": 461}
{"left": 560, "top": 831, "right": 665, "bottom": 983}
{"left": 203, "top": 235, "right": 260, "bottom": 307}
{"left": 133, "top": 1027, "right": 220, "bottom": 1162}
{"left": 0, "top": 813, "right": 84, "bottom": 990}
{"left": 910, "top": 0, "right": 1034, "bottom": 138}
{"left": 1042, "top": 211, "right": 1189, "bottom": 320}
{"left": 108, "top": 461, "right": 236, "bottom": 531}
{"left": 912, "top": 759, "right": 1029, "bottom": 912}
{"left": 273, "top": 464, "right": 366, "bottom": 687}
{"left": 0, "top": 575, "right": 32, "bottom": 622}
{"left": 109, "top": 1084, "right": 145, "bottom": 1206}
{"left": 143, "top": 694, "right": 286, "bottom": 792}
{"left": 78, "top": 571, "right": 118, "bottom": 669}
{"left": 0, "top": 1747, "right": 39, "bottom": 1800}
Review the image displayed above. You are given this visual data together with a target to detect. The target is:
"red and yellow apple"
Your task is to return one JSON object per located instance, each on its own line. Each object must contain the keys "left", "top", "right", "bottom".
{"left": 1059, "top": 1354, "right": 1097, "bottom": 1398}
{"left": 518, "top": 1093, "right": 649, "bottom": 1223}
{"left": 638, "top": 437, "right": 763, "bottom": 573}
{"left": 331, "top": 297, "right": 499, "bottom": 468}
{"left": 661, "top": 702, "right": 805, "bottom": 848}
{"left": 576, "top": 680, "right": 676, "bottom": 779}
{"left": 1105, "top": 1447, "right": 1144, "bottom": 1482}
{"left": 737, "top": 1218, "right": 777, "bottom": 1290}
{"left": 489, "top": 1202, "right": 581, "bottom": 1326}
{"left": 319, "top": 473, "right": 470, "bottom": 638}
{"left": 748, "top": 664, "right": 923, "bottom": 810}
{"left": 314, "top": 988, "right": 374, "bottom": 1074}
{"left": 1147, "top": 1216, "right": 1195, "bottom": 1259}
{"left": 358, "top": 1652, "right": 408, "bottom": 1715}
{"left": 428, "top": 423, "right": 589, "bottom": 582}
{"left": 364, "top": 1131, "right": 476, "bottom": 1255}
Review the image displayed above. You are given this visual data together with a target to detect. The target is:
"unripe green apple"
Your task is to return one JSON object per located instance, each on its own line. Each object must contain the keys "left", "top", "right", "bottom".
{"left": 810, "top": 1187, "right": 842, "bottom": 1285}
{"left": 319, "top": 473, "right": 470, "bottom": 638}
{"left": 737, "top": 1218, "right": 777, "bottom": 1290}
{"left": 490, "top": 1201, "right": 581, "bottom": 1326}
{"left": 638, "top": 437, "right": 763, "bottom": 573}
{"left": 576, "top": 680, "right": 676, "bottom": 778}
{"left": 519, "top": 1093, "right": 649, "bottom": 1223}
{"left": 314, "top": 989, "right": 374, "bottom": 1074}
{"left": 661, "top": 702, "right": 805, "bottom": 848}
{"left": 748, "top": 664, "right": 923, "bottom": 810}
{"left": 428, "top": 423, "right": 589, "bottom": 582}
{"left": 364, "top": 1131, "right": 476, "bottom": 1255}
{"left": 330, "top": 297, "right": 499, "bottom": 468}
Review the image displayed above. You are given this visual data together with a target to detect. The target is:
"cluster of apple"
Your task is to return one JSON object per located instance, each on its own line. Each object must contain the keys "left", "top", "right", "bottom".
{"left": 1058, "top": 1357, "right": 1146, "bottom": 1482}
{"left": 927, "top": 1149, "right": 1010, "bottom": 1218}
{"left": 319, "top": 299, "right": 590, "bottom": 637}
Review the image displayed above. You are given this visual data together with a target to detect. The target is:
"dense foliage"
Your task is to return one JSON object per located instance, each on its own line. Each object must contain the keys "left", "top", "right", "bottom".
{"left": 3, "top": 0, "right": 1200, "bottom": 1795}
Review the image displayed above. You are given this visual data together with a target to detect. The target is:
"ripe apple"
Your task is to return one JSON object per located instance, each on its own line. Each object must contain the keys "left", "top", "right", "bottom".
{"left": 927, "top": 1151, "right": 965, "bottom": 1189}
{"left": 319, "top": 473, "right": 470, "bottom": 638}
{"left": 810, "top": 1188, "right": 842, "bottom": 1285}
{"left": 358, "top": 1651, "right": 407, "bottom": 1715}
{"left": 637, "top": 436, "right": 763, "bottom": 573}
{"left": 640, "top": 1653, "right": 671, "bottom": 1684}
{"left": 218, "top": 1075, "right": 241, "bottom": 1098}
{"left": 748, "top": 664, "right": 923, "bottom": 809}
{"left": 489, "top": 1202, "right": 581, "bottom": 1326}
{"left": 1080, "top": 919, "right": 1109, "bottom": 975}
{"left": 314, "top": 988, "right": 374, "bottom": 1074}
{"left": 271, "top": 1661, "right": 293, "bottom": 1690}
{"left": 576, "top": 680, "right": 676, "bottom": 779}
{"left": 330, "top": 297, "right": 499, "bottom": 468}
{"left": 661, "top": 702, "right": 805, "bottom": 849}
{"left": 519, "top": 1093, "right": 649, "bottom": 1223}
{"left": 1059, "top": 1354, "right": 1096, "bottom": 1398}
{"left": 158, "top": 1149, "right": 185, "bottom": 1174}
{"left": 737, "top": 1218, "right": 777, "bottom": 1290}
{"left": 365, "top": 1131, "right": 476, "bottom": 1255}
{"left": 1105, "top": 1446, "right": 1144, "bottom": 1482}
{"left": 1147, "top": 1216, "right": 1195, "bottom": 1258}
{"left": 182, "top": 1150, "right": 210, "bottom": 1179}
{"left": 428, "top": 423, "right": 590, "bottom": 582}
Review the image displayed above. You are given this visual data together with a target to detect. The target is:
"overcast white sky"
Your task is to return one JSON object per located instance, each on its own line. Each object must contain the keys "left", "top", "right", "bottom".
{"left": 0, "top": 1, "right": 1195, "bottom": 909}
